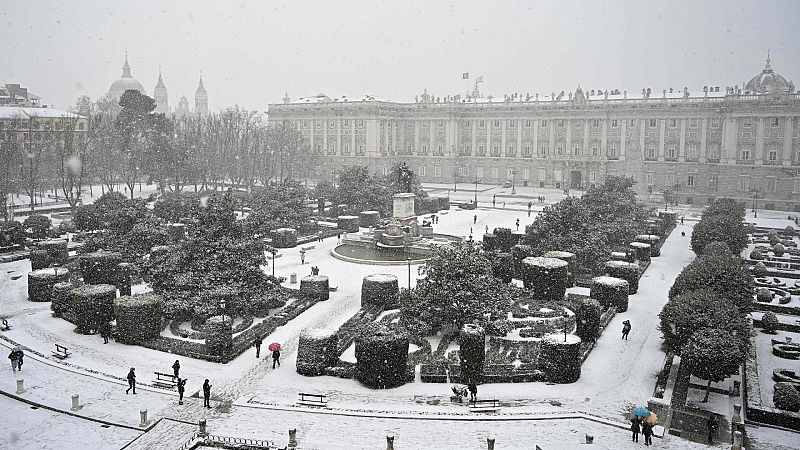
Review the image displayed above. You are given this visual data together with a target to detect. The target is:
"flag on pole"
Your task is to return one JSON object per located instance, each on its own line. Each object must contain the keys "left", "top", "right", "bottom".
{"left": 462, "top": 72, "right": 469, "bottom": 80}
{"left": 475, "top": 76, "right": 485, "bottom": 84}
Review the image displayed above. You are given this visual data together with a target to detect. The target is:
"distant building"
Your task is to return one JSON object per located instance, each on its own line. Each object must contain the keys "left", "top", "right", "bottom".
{"left": 0, "top": 106, "right": 89, "bottom": 160}
{"left": 195, "top": 76, "right": 208, "bottom": 117}
{"left": 0, "top": 84, "right": 42, "bottom": 107}
{"left": 154, "top": 68, "right": 169, "bottom": 114}
{"left": 268, "top": 57, "right": 800, "bottom": 212}
{"left": 176, "top": 96, "right": 191, "bottom": 116}
{"left": 108, "top": 53, "right": 145, "bottom": 100}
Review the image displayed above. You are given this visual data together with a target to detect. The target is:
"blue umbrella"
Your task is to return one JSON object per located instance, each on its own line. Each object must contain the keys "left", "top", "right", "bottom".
{"left": 632, "top": 407, "right": 652, "bottom": 417}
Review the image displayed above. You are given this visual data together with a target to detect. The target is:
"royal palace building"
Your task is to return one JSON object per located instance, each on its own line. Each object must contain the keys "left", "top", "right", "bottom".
{"left": 268, "top": 58, "right": 800, "bottom": 211}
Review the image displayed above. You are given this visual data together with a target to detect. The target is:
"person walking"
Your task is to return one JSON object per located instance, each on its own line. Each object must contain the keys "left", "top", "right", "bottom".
{"left": 203, "top": 379, "right": 212, "bottom": 408}
{"left": 100, "top": 322, "right": 110, "bottom": 344}
{"left": 630, "top": 417, "right": 641, "bottom": 443}
{"left": 468, "top": 382, "right": 477, "bottom": 402}
{"left": 492, "top": 195, "right": 496, "bottom": 208}
{"left": 126, "top": 368, "right": 137, "bottom": 394}
{"left": 8, "top": 349, "right": 20, "bottom": 373}
{"left": 706, "top": 415, "right": 718, "bottom": 443}
{"left": 253, "top": 337, "right": 262, "bottom": 358}
{"left": 622, "top": 320, "right": 631, "bottom": 340}
{"left": 177, "top": 378, "right": 186, "bottom": 405}
{"left": 172, "top": 360, "right": 180, "bottom": 379}
{"left": 337, "top": 233, "right": 341, "bottom": 244}
{"left": 300, "top": 249, "right": 306, "bottom": 265}
{"left": 527, "top": 201, "right": 532, "bottom": 217}
{"left": 473, "top": 214, "right": 477, "bottom": 225}
{"left": 272, "top": 349, "right": 281, "bottom": 369}
{"left": 485, "top": 225, "right": 489, "bottom": 234}
{"left": 515, "top": 218, "right": 520, "bottom": 231}
{"left": 317, "top": 230, "right": 323, "bottom": 242}
{"left": 642, "top": 421, "right": 653, "bottom": 446}
{"left": 16, "top": 349, "right": 23, "bottom": 371}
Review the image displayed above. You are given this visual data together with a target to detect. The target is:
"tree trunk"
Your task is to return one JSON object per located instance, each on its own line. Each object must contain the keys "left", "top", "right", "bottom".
{"left": 703, "top": 379, "right": 711, "bottom": 403}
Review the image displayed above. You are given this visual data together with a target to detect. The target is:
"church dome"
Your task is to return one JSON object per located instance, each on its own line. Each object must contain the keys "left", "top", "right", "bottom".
{"left": 109, "top": 54, "right": 144, "bottom": 97}
{"left": 745, "top": 56, "right": 793, "bottom": 94}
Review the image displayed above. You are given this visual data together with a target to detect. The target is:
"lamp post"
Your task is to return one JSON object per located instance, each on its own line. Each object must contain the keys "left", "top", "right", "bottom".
{"left": 750, "top": 187, "right": 763, "bottom": 219}
{"left": 474, "top": 178, "right": 479, "bottom": 205}
{"left": 511, "top": 169, "right": 517, "bottom": 195}
{"left": 563, "top": 310, "right": 569, "bottom": 342}
{"left": 219, "top": 298, "right": 227, "bottom": 324}
{"left": 453, "top": 169, "right": 458, "bottom": 192}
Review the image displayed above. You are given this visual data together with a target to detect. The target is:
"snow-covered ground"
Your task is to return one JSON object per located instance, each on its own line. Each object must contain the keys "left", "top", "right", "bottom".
{"left": 3, "top": 186, "right": 798, "bottom": 447}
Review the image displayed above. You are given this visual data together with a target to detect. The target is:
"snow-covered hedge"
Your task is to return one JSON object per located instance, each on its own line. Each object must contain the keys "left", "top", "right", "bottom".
{"left": 337, "top": 216, "right": 360, "bottom": 233}
{"left": 539, "top": 335, "right": 582, "bottom": 384}
{"left": 361, "top": 274, "right": 398, "bottom": 307}
{"left": 70, "top": 284, "right": 117, "bottom": 334}
{"left": 520, "top": 257, "right": 569, "bottom": 302}
{"left": 37, "top": 239, "right": 69, "bottom": 266}
{"left": 760, "top": 311, "right": 779, "bottom": 334}
{"left": 51, "top": 281, "right": 73, "bottom": 319}
{"left": 204, "top": 315, "right": 233, "bottom": 357}
{"left": 300, "top": 275, "right": 330, "bottom": 301}
{"left": 359, "top": 211, "right": 380, "bottom": 228}
{"left": 116, "top": 262, "right": 132, "bottom": 296}
{"left": 590, "top": 276, "right": 630, "bottom": 312}
{"left": 80, "top": 250, "right": 122, "bottom": 285}
{"left": 605, "top": 260, "right": 640, "bottom": 294}
{"left": 296, "top": 328, "right": 339, "bottom": 376}
{"left": 575, "top": 298, "right": 602, "bottom": 343}
{"left": 270, "top": 228, "right": 297, "bottom": 248}
{"left": 635, "top": 234, "right": 662, "bottom": 257}
{"left": 756, "top": 287, "right": 773, "bottom": 303}
{"left": 30, "top": 249, "right": 51, "bottom": 270}
{"left": 485, "top": 319, "right": 513, "bottom": 337}
{"left": 114, "top": 293, "right": 163, "bottom": 344}
{"left": 511, "top": 244, "right": 533, "bottom": 277}
{"left": 490, "top": 252, "right": 513, "bottom": 283}
{"left": 459, "top": 324, "right": 485, "bottom": 384}
{"left": 492, "top": 228, "right": 519, "bottom": 253}
{"left": 773, "top": 243, "right": 786, "bottom": 257}
{"left": 167, "top": 223, "right": 186, "bottom": 242}
{"left": 355, "top": 327, "right": 409, "bottom": 389}
{"left": 774, "top": 382, "right": 800, "bottom": 412}
{"left": 543, "top": 251, "right": 577, "bottom": 287}
{"left": 629, "top": 242, "right": 651, "bottom": 262}
{"left": 28, "top": 268, "right": 70, "bottom": 303}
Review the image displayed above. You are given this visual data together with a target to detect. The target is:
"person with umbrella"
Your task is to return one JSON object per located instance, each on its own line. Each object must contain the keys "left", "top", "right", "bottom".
{"left": 269, "top": 342, "right": 281, "bottom": 369}
{"left": 630, "top": 416, "right": 641, "bottom": 442}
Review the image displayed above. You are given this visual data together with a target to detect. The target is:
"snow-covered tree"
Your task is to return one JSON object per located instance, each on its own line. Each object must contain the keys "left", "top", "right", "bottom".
{"left": 682, "top": 328, "right": 743, "bottom": 402}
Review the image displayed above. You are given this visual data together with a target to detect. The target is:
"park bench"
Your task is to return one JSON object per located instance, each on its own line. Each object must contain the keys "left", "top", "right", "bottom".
{"left": 469, "top": 399, "right": 500, "bottom": 413}
{"left": 152, "top": 372, "right": 178, "bottom": 390}
{"left": 1, "top": 318, "right": 11, "bottom": 331}
{"left": 297, "top": 392, "right": 328, "bottom": 408}
{"left": 51, "top": 344, "right": 71, "bottom": 359}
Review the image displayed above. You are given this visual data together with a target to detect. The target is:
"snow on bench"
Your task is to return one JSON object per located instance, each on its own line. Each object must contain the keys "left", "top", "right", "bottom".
{"left": 298, "top": 392, "right": 328, "bottom": 408}
{"left": 469, "top": 399, "right": 500, "bottom": 413}
{"left": 52, "top": 344, "right": 71, "bottom": 360}
{"left": 152, "top": 372, "right": 178, "bottom": 390}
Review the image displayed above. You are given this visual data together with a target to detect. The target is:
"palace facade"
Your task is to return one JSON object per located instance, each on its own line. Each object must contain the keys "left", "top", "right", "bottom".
{"left": 268, "top": 59, "right": 800, "bottom": 211}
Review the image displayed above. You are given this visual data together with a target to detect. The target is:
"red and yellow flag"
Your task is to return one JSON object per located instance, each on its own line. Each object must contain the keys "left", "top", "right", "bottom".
{"left": 475, "top": 76, "right": 485, "bottom": 84}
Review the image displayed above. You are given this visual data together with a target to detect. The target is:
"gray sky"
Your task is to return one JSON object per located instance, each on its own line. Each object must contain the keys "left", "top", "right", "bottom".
{"left": 3, "top": 0, "right": 799, "bottom": 111}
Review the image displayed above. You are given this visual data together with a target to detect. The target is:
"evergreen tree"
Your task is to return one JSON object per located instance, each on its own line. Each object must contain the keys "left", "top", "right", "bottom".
{"left": 682, "top": 328, "right": 743, "bottom": 402}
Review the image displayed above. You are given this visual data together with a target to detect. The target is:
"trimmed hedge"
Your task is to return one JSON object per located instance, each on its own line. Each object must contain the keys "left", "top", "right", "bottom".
{"left": 30, "top": 249, "right": 51, "bottom": 270}
{"left": 490, "top": 252, "right": 513, "bottom": 283}
{"left": 80, "top": 250, "right": 122, "bottom": 285}
{"left": 635, "top": 234, "right": 662, "bottom": 257}
{"left": 511, "top": 244, "right": 533, "bottom": 277}
{"left": 459, "top": 324, "right": 485, "bottom": 384}
{"left": 337, "top": 216, "right": 360, "bottom": 233}
{"left": 590, "top": 276, "right": 630, "bottom": 312}
{"left": 51, "top": 282, "right": 73, "bottom": 318}
{"left": 70, "top": 284, "right": 117, "bottom": 334}
{"left": 774, "top": 382, "right": 800, "bottom": 412}
{"left": 605, "top": 260, "right": 640, "bottom": 294}
{"left": 300, "top": 275, "right": 330, "bottom": 301}
{"left": 520, "top": 257, "right": 569, "bottom": 302}
{"left": 539, "top": 336, "right": 582, "bottom": 383}
{"left": 28, "top": 268, "right": 70, "bottom": 302}
{"left": 543, "top": 251, "right": 577, "bottom": 287}
{"left": 204, "top": 315, "right": 233, "bottom": 357}
{"left": 359, "top": 211, "right": 380, "bottom": 228}
{"left": 296, "top": 328, "right": 339, "bottom": 376}
{"left": 361, "top": 274, "right": 399, "bottom": 308}
{"left": 271, "top": 228, "right": 298, "bottom": 248}
{"left": 629, "top": 242, "right": 651, "bottom": 262}
{"left": 355, "top": 328, "right": 409, "bottom": 389}
{"left": 116, "top": 263, "right": 132, "bottom": 296}
{"left": 114, "top": 293, "right": 163, "bottom": 344}
{"left": 575, "top": 298, "right": 602, "bottom": 343}
{"left": 38, "top": 239, "right": 69, "bottom": 266}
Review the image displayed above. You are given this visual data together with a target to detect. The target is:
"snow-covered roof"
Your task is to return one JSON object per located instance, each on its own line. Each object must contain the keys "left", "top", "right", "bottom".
{"left": 0, "top": 106, "right": 84, "bottom": 119}
{"left": 289, "top": 93, "right": 390, "bottom": 104}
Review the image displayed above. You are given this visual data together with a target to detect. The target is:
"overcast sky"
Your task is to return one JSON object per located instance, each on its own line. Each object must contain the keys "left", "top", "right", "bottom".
{"left": 3, "top": 0, "right": 799, "bottom": 112}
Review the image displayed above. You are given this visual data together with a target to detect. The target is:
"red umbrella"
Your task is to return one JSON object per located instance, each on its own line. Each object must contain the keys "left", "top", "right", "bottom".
{"left": 268, "top": 342, "right": 281, "bottom": 352}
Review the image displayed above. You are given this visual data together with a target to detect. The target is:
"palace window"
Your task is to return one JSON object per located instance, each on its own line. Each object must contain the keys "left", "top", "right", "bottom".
{"left": 768, "top": 145, "right": 778, "bottom": 162}
{"left": 434, "top": 165, "right": 442, "bottom": 177}
{"left": 767, "top": 177, "right": 777, "bottom": 192}
{"left": 506, "top": 144, "right": 515, "bottom": 156}
{"left": 78, "top": 122, "right": 86, "bottom": 131}
{"left": 590, "top": 172, "right": 597, "bottom": 183}
{"left": 356, "top": 145, "right": 365, "bottom": 155}
{"left": 477, "top": 144, "right": 485, "bottom": 156}
{"left": 687, "top": 175, "right": 695, "bottom": 187}
{"left": 644, "top": 173, "right": 654, "bottom": 186}
{"left": 592, "top": 119, "right": 600, "bottom": 127}
{"left": 491, "top": 145, "right": 500, "bottom": 157}
{"left": 493, "top": 120, "right": 500, "bottom": 127}
{"left": 667, "top": 145, "right": 676, "bottom": 159}
{"left": 711, "top": 118, "right": 719, "bottom": 127}
{"left": 744, "top": 118, "right": 752, "bottom": 128}
{"left": 509, "top": 120, "right": 516, "bottom": 128}
{"left": 479, "top": 120, "right": 485, "bottom": 128}
{"left": 690, "top": 119, "right": 698, "bottom": 128}
{"left": 539, "top": 144, "right": 548, "bottom": 157}
{"left": 557, "top": 120, "right": 565, "bottom": 127}
{"left": 343, "top": 119, "right": 349, "bottom": 127}
{"left": 418, "top": 166, "right": 426, "bottom": 177}
{"left": 477, "top": 167, "right": 484, "bottom": 178}
{"left": 525, "top": 119, "right": 532, "bottom": 127}
{"left": 608, "top": 143, "right": 617, "bottom": 158}
{"left": 669, "top": 119, "right": 677, "bottom": 128}
{"left": 592, "top": 145, "right": 599, "bottom": 156}
{"left": 540, "top": 120, "right": 547, "bottom": 127}
{"left": 573, "top": 145, "right": 582, "bottom": 156}
{"left": 435, "top": 145, "right": 443, "bottom": 155}
{"left": 557, "top": 144, "right": 564, "bottom": 156}
{"left": 491, "top": 167, "right": 498, "bottom": 179}
{"left": 649, "top": 119, "right": 657, "bottom": 127}
{"left": 459, "top": 166, "right": 469, "bottom": 177}
{"left": 523, "top": 144, "right": 532, "bottom": 156}
{"left": 328, "top": 144, "right": 336, "bottom": 155}
{"left": 708, "top": 144, "right": 720, "bottom": 160}
{"left": 772, "top": 117, "right": 781, "bottom": 127}
{"left": 740, "top": 148, "right": 751, "bottom": 160}
{"left": 794, "top": 178, "right": 800, "bottom": 194}
{"left": 357, "top": 119, "right": 364, "bottom": 127}
{"left": 647, "top": 144, "right": 656, "bottom": 159}
{"left": 421, "top": 145, "right": 428, "bottom": 155}
{"left": 687, "top": 144, "right": 697, "bottom": 160}
{"left": 739, "top": 176, "right": 750, "bottom": 192}
{"left": 343, "top": 144, "right": 351, "bottom": 155}
{"left": 464, "top": 120, "right": 470, "bottom": 127}
{"left": 611, "top": 119, "right": 618, "bottom": 127}
{"left": 329, "top": 119, "right": 336, "bottom": 127}
{"left": 630, "top": 119, "right": 636, "bottom": 127}
{"left": 709, "top": 174, "right": 718, "bottom": 189}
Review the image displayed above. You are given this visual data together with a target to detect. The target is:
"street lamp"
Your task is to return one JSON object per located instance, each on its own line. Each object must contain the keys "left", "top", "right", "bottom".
{"left": 474, "top": 178, "right": 479, "bottom": 205}
{"left": 750, "top": 187, "right": 763, "bottom": 219}
{"left": 453, "top": 169, "right": 458, "bottom": 192}
{"left": 511, "top": 169, "right": 517, "bottom": 195}
{"left": 563, "top": 310, "right": 569, "bottom": 342}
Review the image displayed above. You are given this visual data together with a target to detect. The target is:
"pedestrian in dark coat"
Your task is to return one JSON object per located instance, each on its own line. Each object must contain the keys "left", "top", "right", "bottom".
{"left": 642, "top": 421, "right": 653, "bottom": 446}
{"left": 254, "top": 338, "right": 262, "bottom": 358}
{"left": 515, "top": 218, "right": 520, "bottom": 231}
{"left": 177, "top": 378, "right": 186, "bottom": 405}
{"left": 126, "top": 368, "right": 137, "bottom": 394}
{"left": 630, "top": 417, "right": 641, "bottom": 442}
{"left": 203, "top": 379, "right": 211, "bottom": 408}
{"left": 622, "top": 320, "right": 631, "bottom": 340}
{"left": 100, "top": 322, "right": 110, "bottom": 344}
{"left": 8, "top": 350, "right": 20, "bottom": 372}
{"left": 272, "top": 350, "right": 281, "bottom": 369}
{"left": 172, "top": 360, "right": 180, "bottom": 379}
{"left": 468, "top": 383, "right": 477, "bottom": 402}
{"left": 706, "top": 415, "right": 718, "bottom": 443}
{"left": 16, "top": 349, "right": 23, "bottom": 371}
{"left": 473, "top": 214, "right": 477, "bottom": 224}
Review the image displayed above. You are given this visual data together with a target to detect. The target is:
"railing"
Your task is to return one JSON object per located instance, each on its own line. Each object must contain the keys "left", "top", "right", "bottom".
{"left": 177, "top": 434, "right": 277, "bottom": 450}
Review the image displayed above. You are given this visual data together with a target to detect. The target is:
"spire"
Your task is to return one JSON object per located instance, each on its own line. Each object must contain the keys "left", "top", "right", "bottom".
{"left": 764, "top": 49, "right": 773, "bottom": 73}
{"left": 155, "top": 66, "right": 166, "bottom": 88}
{"left": 196, "top": 73, "right": 206, "bottom": 94}
{"left": 122, "top": 51, "right": 132, "bottom": 78}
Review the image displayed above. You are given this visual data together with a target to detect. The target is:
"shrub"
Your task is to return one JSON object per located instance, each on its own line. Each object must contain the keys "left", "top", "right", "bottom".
{"left": 520, "top": 257, "right": 569, "bottom": 302}
{"left": 539, "top": 336, "right": 582, "bottom": 384}
{"left": 355, "top": 326, "right": 409, "bottom": 389}
{"left": 575, "top": 298, "right": 602, "bottom": 343}
{"left": 489, "top": 252, "right": 513, "bottom": 283}
{"left": 0, "top": 221, "right": 25, "bottom": 247}
{"left": 459, "top": 324, "right": 485, "bottom": 384}
{"left": 682, "top": 328, "right": 743, "bottom": 402}
{"left": 772, "top": 243, "right": 786, "bottom": 257}
{"left": 114, "top": 294, "right": 163, "bottom": 344}
{"left": 773, "top": 382, "right": 800, "bottom": 412}
{"left": 300, "top": 275, "right": 330, "bottom": 301}
{"left": 605, "top": 261, "right": 640, "bottom": 294}
{"left": 23, "top": 215, "right": 52, "bottom": 239}
{"left": 760, "top": 311, "right": 779, "bottom": 333}
{"left": 296, "top": 328, "right": 339, "bottom": 376}
{"left": 204, "top": 315, "right": 233, "bottom": 357}
{"left": 752, "top": 262, "right": 769, "bottom": 277}
{"left": 485, "top": 319, "right": 513, "bottom": 337}
{"left": 38, "top": 239, "right": 69, "bottom": 266}
{"left": 703, "top": 241, "right": 731, "bottom": 257}
{"left": 70, "top": 284, "right": 117, "bottom": 334}
{"left": 590, "top": 276, "right": 630, "bottom": 312}
{"left": 29, "top": 249, "right": 51, "bottom": 270}
{"left": 784, "top": 226, "right": 797, "bottom": 237}
{"left": 543, "top": 251, "right": 577, "bottom": 287}
{"left": 79, "top": 250, "right": 122, "bottom": 285}
{"left": 756, "top": 287, "right": 773, "bottom": 303}
{"left": 361, "top": 274, "right": 399, "bottom": 308}
{"left": 691, "top": 215, "right": 748, "bottom": 256}
{"left": 669, "top": 253, "right": 754, "bottom": 313}
{"left": 153, "top": 192, "right": 201, "bottom": 223}
{"left": 51, "top": 282, "right": 73, "bottom": 318}
{"left": 749, "top": 248, "right": 764, "bottom": 260}
{"left": 767, "top": 230, "right": 780, "bottom": 245}
{"left": 28, "top": 268, "right": 70, "bottom": 302}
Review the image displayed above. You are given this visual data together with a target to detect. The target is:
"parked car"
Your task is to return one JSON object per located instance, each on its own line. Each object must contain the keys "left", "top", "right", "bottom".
{"left": 502, "top": 180, "right": 513, "bottom": 188}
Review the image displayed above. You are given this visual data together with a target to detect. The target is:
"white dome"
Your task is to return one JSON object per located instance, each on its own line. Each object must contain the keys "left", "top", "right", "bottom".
{"left": 109, "top": 54, "right": 145, "bottom": 98}
{"left": 745, "top": 57, "right": 793, "bottom": 94}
